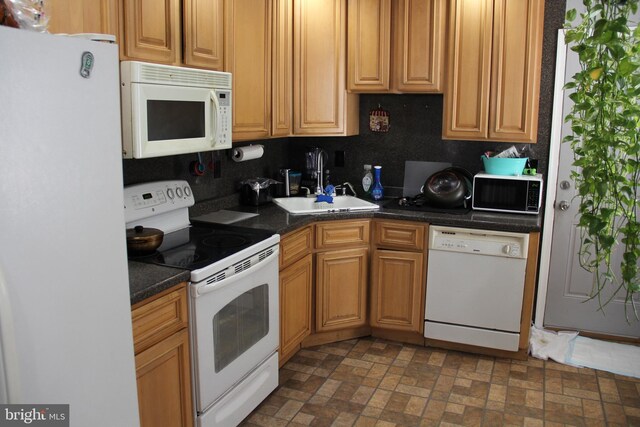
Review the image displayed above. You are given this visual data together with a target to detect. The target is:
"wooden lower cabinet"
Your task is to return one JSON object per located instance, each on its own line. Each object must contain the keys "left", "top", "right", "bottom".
{"left": 370, "top": 249, "right": 424, "bottom": 333}
{"left": 135, "top": 329, "right": 193, "bottom": 427}
{"left": 280, "top": 253, "right": 313, "bottom": 361}
{"left": 316, "top": 247, "right": 369, "bottom": 332}
{"left": 132, "top": 284, "right": 193, "bottom": 427}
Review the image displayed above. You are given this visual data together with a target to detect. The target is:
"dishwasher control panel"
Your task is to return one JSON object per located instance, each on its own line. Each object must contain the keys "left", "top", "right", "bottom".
{"left": 429, "top": 226, "right": 529, "bottom": 259}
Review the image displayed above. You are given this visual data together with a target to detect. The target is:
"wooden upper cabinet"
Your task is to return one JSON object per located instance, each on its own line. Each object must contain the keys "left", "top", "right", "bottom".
{"left": 489, "top": 0, "right": 544, "bottom": 142}
{"left": 48, "top": 0, "right": 118, "bottom": 38}
{"left": 294, "top": 0, "right": 359, "bottom": 136}
{"left": 184, "top": 0, "right": 224, "bottom": 70}
{"left": 347, "top": 0, "right": 445, "bottom": 93}
{"left": 224, "top": 0, "right": 272, "bottom": 141}
{"left": 443, "top": 0, "right": 544, "bottom": 142}
{"left": 272, "top": 0, "right": 294, "bottom": 137}
{"left": 392, "top": 0, "right": 446, "bottom": 93}
{"left": 347, "top": 0, "right": 391, "bottom": 92}
{"left": 120, "top": 0, "right": 181, "bottom": 64}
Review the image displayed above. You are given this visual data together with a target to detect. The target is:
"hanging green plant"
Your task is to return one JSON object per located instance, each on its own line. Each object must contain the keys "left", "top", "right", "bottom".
{"left": 564, "top": 0, "right": 640, "bottom": 317}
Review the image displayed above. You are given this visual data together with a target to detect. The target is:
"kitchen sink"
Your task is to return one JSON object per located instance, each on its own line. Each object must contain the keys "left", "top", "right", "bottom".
{"left": 272, "top": 195, "right": 380, "bottom": 214}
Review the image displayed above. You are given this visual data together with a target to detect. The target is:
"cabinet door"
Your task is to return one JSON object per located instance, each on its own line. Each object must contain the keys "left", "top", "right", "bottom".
{"left": 347, "top": 0, "right": 391, "bottom": 92}
{"left": 374, "top": 220, "right": 426, "bottom": 251}
{"left": 132, "top": 285, "right": 189, "bottom": 354}
{"left": 443, "top": 0, "right": 544, "bottom": 142}
{"left": 316, "top": 247, "right": 368, "bottom": 332}
{"left": 294, "top": 0, "right": 359, "bottom": 136}
{"left": 120, "top": 0, "right": 181, "bottom": 64}
{"left": 184, "top": 0, "right": 224, "bottom": 70}
{"left": 315, "top": 220, "right": 370, "bottom": 250}
{"left": 225, "top": 0, "right": 272, "bottom": 141}
{"left": 136, "top": 329, "right": 193, "bottom": 427}
{"left": 488, "top": 0, "right": 544, "bottom": 142}
{"left": 443, "top": 0, "right": 493, "bottom": 140}
{"left": 371, "top": 249, "right": 424, "bottom": 333}
{"left": 272, "top": 0, "right": 293, "bottom": 137}
{"left": 392, "top": 0, "right": 446, "bottom": 93}
{"left": 48, "top": 0, "right": 118, "bottom": 38}
{"left": 280, "top": 253, "right": 313, "bottom": 360}
{"left": 280, "top": 225, "right": 313, "bottom": 269}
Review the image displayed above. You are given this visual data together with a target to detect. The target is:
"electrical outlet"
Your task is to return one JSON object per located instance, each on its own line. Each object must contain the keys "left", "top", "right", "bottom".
{"left": 213, "top": 159, "right": 221, "bottom": 178}
{"left": 335, "top": 150, "right": 345, "bottom": 167}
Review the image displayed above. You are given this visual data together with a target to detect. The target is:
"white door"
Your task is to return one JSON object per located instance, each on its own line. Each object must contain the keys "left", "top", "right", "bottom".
{"left": 543, "top": 31, "right": 640, "bottom": 338}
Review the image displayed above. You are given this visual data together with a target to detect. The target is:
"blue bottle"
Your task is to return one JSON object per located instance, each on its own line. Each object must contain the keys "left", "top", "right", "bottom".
{"left": 371, "top": 165, "right": 384, "bottom": 200}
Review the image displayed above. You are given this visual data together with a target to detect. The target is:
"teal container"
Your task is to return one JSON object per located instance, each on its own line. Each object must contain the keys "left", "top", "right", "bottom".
{"left": 481, "top": 156, "right": 528, "bottom": 176}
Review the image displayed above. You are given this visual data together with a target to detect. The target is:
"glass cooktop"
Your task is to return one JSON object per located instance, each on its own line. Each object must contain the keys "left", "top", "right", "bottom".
{"left": 128, "top": 223, "right": 275, "bottom": 271}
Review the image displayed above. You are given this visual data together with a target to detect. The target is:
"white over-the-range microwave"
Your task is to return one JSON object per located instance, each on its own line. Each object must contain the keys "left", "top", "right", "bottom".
{"left": 120, "top": 61, "right": 232, "bottom": 159}
{"left": 472, "top": 173, "right": 543, "bottom": 215}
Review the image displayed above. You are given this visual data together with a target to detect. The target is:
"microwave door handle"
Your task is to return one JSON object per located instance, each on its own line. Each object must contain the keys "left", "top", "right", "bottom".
{"left": 210, "top": 91, "right": 222, "bottom": 148}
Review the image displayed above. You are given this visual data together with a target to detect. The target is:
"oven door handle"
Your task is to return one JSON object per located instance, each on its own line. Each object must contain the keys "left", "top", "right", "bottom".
{"left": 194, "top": 247, "right": 279, "bottom": 297}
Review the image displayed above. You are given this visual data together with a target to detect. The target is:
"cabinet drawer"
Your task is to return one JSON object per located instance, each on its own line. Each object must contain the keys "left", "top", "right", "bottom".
{"left": 374, "top": 221, "right": 426, "bottom": 251}
{"left": 132, "top": 285, "right": 189, "bottom": 354}
{"left": 315, "top": 220, "right": 370, "bottom": 249}
{"left": 280, "top": 226, "right": 313, "bottom": 269}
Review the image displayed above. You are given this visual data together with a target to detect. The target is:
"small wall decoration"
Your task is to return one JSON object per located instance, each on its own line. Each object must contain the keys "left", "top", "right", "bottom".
{"left": 369, "top": 104, "right": 390, "bottom": 133}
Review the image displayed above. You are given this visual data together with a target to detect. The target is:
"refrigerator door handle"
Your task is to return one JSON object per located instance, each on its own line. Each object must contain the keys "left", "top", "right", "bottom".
{"left": 0, "top": 266, "right": 20, "bottom": 403}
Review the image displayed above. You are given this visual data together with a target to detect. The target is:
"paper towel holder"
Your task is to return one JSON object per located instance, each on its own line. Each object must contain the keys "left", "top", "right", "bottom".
{"left": 232, "top": 144, "right": 264, "bottom": 162}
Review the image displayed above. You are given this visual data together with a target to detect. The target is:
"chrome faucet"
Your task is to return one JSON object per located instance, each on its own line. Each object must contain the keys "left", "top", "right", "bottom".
{"left": 315, "top": 150, "right": 325, "bottom": 195}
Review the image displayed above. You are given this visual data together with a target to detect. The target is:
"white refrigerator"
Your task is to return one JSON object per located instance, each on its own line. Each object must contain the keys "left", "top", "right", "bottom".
{"left": 0, "top": 26, "right": 140, "bottom": 426}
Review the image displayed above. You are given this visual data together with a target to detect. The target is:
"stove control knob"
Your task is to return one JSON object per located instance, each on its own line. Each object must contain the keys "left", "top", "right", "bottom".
{"left": 166, "top": 188, "right": 175, "bottom": 199}
{"left": 176, "top": 187, "right": 184, "bottom": 198}
{"left": 184, "top": 186, "right": 192, "bottom": 197}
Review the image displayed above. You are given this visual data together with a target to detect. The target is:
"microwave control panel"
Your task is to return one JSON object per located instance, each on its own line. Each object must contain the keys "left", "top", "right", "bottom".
{"left": 215, "top": 89, "right": 232, "bottom": 149}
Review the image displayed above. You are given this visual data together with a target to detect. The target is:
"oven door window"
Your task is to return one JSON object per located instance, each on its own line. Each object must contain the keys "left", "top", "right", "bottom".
{"left": 212, "top": 284, "right": 269, "bottom": 372}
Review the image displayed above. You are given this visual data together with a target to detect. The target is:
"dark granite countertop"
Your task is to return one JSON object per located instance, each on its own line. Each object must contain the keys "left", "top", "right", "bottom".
{"left": 128, "top": 260, "right": 191, "bottom": 306}
{"left": 129, "top": 197, "right": 542, "bottom": 305}
{"left": 190, "top": 197, "right": 543, "bottom": 236}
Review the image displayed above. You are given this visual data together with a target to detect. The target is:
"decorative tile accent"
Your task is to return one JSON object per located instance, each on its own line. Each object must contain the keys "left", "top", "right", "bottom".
{"left": 240, "top": 338, "right": 640, "bottom": 427}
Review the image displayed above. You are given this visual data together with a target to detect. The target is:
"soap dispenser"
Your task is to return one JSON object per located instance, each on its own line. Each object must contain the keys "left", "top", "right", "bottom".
{"left": 362, "top": 164, "right": 373, "bottom": 195}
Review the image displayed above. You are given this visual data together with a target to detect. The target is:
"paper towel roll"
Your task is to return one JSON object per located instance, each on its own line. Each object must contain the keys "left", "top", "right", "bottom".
{"left": 232, "top": 145, "right": 264, "bottom": 162}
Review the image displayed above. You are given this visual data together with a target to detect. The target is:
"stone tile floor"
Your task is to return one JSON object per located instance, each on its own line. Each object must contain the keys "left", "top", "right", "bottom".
{"left": 241, "top": 337, "right": 640, "bottom": 427}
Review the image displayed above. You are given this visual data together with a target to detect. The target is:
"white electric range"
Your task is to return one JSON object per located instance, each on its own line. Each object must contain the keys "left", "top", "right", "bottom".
{"left": 124, "top": 180, "right": 280, "bottom": 427}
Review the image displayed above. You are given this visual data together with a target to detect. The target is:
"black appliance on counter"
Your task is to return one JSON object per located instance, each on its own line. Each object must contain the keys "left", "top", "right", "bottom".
{"left": 385, "top": 166, "right": 473, "bottom": 214}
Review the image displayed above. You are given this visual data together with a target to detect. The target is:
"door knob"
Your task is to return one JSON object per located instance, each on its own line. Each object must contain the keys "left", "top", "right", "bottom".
{"left": 558, "top": 200, "right": 570, "bottom": 211}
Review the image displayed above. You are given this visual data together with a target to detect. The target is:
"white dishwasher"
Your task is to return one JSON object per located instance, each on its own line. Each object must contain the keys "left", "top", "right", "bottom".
{"left": 424, "top": 226, "right": 529, "bottom": 351}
